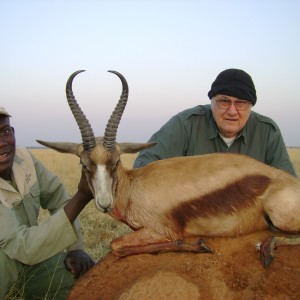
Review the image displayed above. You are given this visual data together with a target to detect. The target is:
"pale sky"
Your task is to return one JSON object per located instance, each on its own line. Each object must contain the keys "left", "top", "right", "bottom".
{"left": 1, "top": 0, "right": 300, "bottom": 147}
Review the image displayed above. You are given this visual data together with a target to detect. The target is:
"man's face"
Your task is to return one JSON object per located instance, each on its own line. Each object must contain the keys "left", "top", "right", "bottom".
{"left": 211, "top": 94, "right": 252, "bottom": 138}
{"left": 0, "top": 116, "right": 16, "bottom": 180}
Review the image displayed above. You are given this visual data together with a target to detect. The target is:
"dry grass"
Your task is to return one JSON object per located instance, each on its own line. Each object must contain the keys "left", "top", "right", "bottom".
{"left": 287, "top": 147, "right": 300, "bottom": 177}
{"left": 30, "top": 148, "right": 300, "bottom": 262}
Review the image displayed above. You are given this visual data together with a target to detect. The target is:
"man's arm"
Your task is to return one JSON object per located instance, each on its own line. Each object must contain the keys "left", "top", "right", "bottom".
{"left": 0, "top": 169, "right": 93, "bottom": 272}
{"left": 265, "top": 129, "right": 296, "bottom": 176}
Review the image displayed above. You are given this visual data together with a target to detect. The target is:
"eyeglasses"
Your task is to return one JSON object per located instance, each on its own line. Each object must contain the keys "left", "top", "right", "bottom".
{"left": 0, "top": 126, "right": 14, "bottom": 138}
{"left": 214, "top": 98, "right": 252, "bottom": 111}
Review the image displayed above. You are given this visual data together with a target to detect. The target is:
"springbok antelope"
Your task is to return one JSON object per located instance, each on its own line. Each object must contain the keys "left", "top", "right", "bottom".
{"left": 37, "top": 70, "right": 300, "bottom": 268}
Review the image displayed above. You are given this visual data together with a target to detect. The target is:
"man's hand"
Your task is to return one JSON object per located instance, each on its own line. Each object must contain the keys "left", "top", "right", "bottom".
{"left": 64, "top": 249, "right": 95, "bottom": 279}
{"left": 77, "top": 169, "right": 94, "bottom": 200}
{"left": 64, "top": 169, "right": 94, "bottom": 223}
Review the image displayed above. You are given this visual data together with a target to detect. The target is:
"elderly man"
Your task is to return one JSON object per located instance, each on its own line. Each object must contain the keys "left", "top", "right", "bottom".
{"left": 0, "top": 106, "right": 94, "bottom": 299}
{"left": 134, "top": 68, "right": 296, "bottom": 176}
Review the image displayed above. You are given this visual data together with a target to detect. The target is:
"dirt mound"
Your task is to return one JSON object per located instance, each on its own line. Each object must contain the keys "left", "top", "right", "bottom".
{"left": 68, "top": 230, "right": 300, "bottom": 300}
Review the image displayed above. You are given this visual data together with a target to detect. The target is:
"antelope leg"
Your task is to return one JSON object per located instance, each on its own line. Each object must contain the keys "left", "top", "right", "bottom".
{"left": 260, "top": 236, "right": 300, "bottom": 268}
{"left": 111, "top": 229, "right": 212, "bottom": 257}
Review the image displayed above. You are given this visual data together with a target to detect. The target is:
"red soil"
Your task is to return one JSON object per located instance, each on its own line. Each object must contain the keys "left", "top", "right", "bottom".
{"left": 68, "top": 230, "right": 300, "bottom": 300}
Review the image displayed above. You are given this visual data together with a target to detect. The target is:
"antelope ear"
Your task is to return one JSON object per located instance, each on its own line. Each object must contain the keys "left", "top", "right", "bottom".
{"left": 117, "top": 142, "right": 157, "bottom": 154}
{"left": 36, "top": 140, "right": 83, "bottom": 156}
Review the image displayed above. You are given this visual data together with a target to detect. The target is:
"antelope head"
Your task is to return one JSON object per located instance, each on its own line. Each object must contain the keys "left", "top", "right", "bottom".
{"left": 37, "top": 70, "right": 155, "bottom": 213}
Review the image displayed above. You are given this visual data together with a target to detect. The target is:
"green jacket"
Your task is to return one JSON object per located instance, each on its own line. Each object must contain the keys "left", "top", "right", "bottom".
{"left": 0, "top": 147, "right": 83, "bottom": 265}
{"left": 134, "top": 105, "right": 296, "bottom": 176}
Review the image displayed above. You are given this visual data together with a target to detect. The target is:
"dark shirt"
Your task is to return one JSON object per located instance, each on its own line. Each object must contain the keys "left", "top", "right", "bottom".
{"left": 134, "top": 105, "right": 296, "bottom": 176}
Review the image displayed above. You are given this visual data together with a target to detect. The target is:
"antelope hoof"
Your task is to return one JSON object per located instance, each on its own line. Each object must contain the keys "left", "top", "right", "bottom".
{"left": 259, "top": 236, "right": 275, "bottom": 268}
{"left": 196, "top": 238, "right": 213, "bottom": 253}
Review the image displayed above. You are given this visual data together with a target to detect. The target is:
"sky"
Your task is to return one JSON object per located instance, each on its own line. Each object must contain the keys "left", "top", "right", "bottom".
{"left": 1, "top": 0, "right": 300, "bottom": 147}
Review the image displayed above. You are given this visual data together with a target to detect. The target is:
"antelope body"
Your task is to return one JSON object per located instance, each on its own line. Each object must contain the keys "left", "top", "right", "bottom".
{"left": 37, "top": 70, "right": 300, "bottom": 268}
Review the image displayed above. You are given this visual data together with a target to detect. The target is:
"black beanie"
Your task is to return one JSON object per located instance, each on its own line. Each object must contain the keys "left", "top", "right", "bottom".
{"left": 208, "top": 69, "right": 257, "bottom": 105}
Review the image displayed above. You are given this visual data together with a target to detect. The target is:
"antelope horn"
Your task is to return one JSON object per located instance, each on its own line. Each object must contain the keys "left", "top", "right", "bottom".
{"left": 103, "top": 70, "right": 129, "bottom": 151}
{"left": 66, "top": 70, "right": 96, "bottom": 151}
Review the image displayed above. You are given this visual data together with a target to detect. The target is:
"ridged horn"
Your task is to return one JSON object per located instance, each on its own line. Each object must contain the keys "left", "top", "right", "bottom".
{"left": 103, "top": 70, "right": 129, "bottom": 151}
{"left": 66, "top": 70, "right": 96, "bottom": 151}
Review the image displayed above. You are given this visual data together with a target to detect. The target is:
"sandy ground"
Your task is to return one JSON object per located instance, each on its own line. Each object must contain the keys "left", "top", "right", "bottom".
{"left": 68, "top": 230, "right": 300, "bottom": 300}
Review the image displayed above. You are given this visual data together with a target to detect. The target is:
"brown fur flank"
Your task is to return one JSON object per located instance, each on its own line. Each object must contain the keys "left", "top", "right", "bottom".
{"left": 170, "top": 175, "right": 271, "bottom": 230}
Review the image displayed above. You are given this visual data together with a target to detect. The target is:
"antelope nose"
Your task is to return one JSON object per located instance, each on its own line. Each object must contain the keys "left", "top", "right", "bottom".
{"left": 96, "top": 201, "right": 110, "bottom": 213}
{"left": 102, "top": 206, "right": 109, "bottom": 213}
